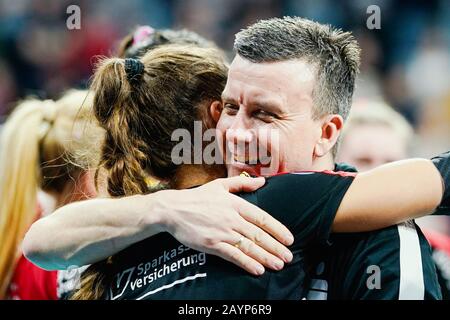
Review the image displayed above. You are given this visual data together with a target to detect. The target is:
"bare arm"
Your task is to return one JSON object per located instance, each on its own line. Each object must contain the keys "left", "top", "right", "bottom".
{"left": 23, "top": 195, "right": 160, "bottom": 270}
{"left": 24, "top": 158, "right": 446, "bottom": 273}
{"left": 23, "top": 176, "right": 294, "bottom": 274}
{"left": 333, "top": 158, "right": 444, "bottom": 232}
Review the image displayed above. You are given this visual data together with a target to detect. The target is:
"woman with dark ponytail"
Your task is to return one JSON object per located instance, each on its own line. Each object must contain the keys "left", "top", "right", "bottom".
{"left": 93, "top": 46, "right": 227, "bottom": 198}
{"left": 72, "top": 44, "right": 229, "bottom": 299}
{"left": 70, "top": 44, "right": 446, "bottom": 300}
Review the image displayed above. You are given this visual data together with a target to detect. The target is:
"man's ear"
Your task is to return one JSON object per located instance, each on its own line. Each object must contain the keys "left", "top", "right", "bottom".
{"left": 210, "top": 100, "right": 223, "bottom": 124}
{"left": 314, "top": 114, "right": 344, "bottom": 157}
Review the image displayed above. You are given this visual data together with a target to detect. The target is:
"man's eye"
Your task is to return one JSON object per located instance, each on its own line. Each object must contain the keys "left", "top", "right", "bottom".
{"left": 224, "top": 104, "right": 239, "bottom": 114}
{"left": 253, "top": 110, "right": 276, "bottom": 119}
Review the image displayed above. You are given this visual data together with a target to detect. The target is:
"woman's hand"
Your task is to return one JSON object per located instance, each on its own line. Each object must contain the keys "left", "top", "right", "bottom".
{"left": 157, "top": 176, "right": 294, "bottom": 275}
{"left": 24, "top": 176, "right": 293, "bottom": 275}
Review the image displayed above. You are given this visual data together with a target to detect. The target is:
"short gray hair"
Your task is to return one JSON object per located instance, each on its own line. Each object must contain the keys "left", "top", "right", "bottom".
{"left": 234, "top": 16, "right": 361, "bottom": 122}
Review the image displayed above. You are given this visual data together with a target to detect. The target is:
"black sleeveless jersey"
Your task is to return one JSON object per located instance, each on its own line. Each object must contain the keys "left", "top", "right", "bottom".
{"left": 101, "top": 171, "right": 355, "bottom": 300}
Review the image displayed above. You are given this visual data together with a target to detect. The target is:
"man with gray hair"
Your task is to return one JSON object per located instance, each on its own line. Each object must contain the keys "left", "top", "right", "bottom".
{"left": 24, "top": 17, "right": 444, "bottom": 299}
{"left": 217, "top": 17, "right": 440, "bottom": 299}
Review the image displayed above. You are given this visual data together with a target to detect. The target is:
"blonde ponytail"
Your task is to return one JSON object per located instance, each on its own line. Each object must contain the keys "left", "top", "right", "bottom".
{"left": 0, "top": 99, "right": 55, "bottom": 298}
{"left": 0, "top": 90, "right": 99, "bottom": 298}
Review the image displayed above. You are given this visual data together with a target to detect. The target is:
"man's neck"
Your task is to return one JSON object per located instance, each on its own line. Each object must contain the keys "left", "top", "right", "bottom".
{"left": 310, "top": 154, "right": 335, "bottom": 171}
{"left": 172, "top": 164, "right": 227, "bottom": 189}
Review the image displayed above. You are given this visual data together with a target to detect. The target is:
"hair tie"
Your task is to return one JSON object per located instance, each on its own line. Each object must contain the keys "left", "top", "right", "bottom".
{"left": 39, "top": 100, "right": 57, "bottom": 141}
{"left": 42, "top": 99, "right": 57, "bottom": 124}
{"left": 124, "top": 58, "right": 144, "bottom": 83}
{"left": 132, "top": 26, "right": 155, "bottom": 46}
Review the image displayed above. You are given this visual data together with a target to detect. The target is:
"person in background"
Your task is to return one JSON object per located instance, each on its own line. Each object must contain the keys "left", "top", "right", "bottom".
{"left": 337, "top": 100, "right": 413, "bottom": 171}
{"left": 337, "top": 100, "right": 450, "bottom": 299}
{"left": 0, "top": 90, "right": 101, "bottom": 299}
{"left": 117, "top": 25, "right": 216, "bottom": 59}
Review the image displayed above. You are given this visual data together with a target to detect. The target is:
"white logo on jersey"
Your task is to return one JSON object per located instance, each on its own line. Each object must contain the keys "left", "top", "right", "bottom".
{"left": 57, "top": 265, "right": 89, "bottom": 298}
{"left": 110, "top": 267, "right": 136, "bottom": 300}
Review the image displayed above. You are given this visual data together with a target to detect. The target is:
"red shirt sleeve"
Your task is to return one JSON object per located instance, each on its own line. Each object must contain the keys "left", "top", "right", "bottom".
{"left": 423, "top": 228, "right": 450, "bottom": 256}
{"left": 7, "top": 255, "right": 58, "bottom": 300}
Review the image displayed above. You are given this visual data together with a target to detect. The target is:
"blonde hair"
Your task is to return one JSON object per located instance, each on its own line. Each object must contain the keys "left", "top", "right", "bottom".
{"left": 342, "top": 100, "right": 414, "bottom": 150}
{"left": 0, "top": 90, "right": 97, "bottom": 298}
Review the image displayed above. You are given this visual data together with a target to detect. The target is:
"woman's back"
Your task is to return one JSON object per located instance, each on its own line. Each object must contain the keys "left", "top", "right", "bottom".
{"left": 100, "top": 171, "right": 355, "bottom": 300}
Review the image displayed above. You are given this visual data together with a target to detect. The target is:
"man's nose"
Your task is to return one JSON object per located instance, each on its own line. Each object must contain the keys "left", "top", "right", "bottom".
{"left": 226, "top": 113, "right": 254, "bottom": 145}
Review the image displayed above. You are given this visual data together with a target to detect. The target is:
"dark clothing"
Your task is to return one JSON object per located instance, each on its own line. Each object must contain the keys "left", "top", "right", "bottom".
{"left": 102, "top": 171, "right": 355, "bottom": 300}
{"left": 305, "top": 163, "right": 442, "bottom": 300}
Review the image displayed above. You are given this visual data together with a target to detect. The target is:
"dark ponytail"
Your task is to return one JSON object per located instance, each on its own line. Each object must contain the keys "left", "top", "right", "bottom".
{"left": 91, "top": 57, "right": 150, "bottom": 197}
{"left": 73, "top": 44, "right": 228, "bottom": 299}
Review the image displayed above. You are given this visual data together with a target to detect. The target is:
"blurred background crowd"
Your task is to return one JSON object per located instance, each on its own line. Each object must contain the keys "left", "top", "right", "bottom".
{"left": 0, "top": 0, "right": 449, "bottom": 226}
{"left": 1, "top": 0, "right": 449, "bottom": 154}
{"left": 0, "top": 0, "right": 450, "bottom": 300}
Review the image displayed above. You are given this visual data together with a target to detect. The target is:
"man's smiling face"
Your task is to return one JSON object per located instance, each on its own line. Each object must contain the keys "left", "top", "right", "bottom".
{"left": 217, "top": 55, "right": 324, "bottom": 177}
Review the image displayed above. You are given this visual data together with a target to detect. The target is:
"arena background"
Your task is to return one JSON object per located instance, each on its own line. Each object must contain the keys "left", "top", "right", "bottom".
{"left": 0, "top": 0, "right": 449, "bottom": 235}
